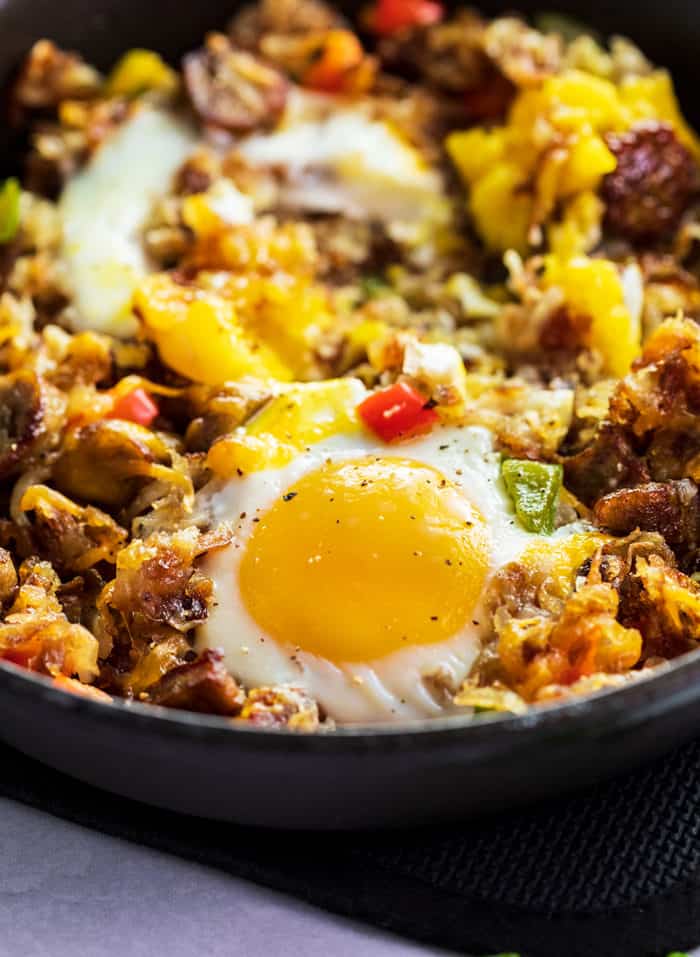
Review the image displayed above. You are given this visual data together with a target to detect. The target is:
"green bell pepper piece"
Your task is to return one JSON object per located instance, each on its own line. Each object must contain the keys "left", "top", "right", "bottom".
{"left": 360, "top": 275, "right": 389, "bottom": 300}
{"left": 0, "top": 178, "right": 21, "bottom": 244}
{"left": 501, "top": 458, "right": 563, "bottom": 535}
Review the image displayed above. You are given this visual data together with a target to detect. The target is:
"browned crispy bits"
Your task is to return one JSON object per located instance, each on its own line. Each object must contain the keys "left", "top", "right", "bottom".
{"left": 146, "top": 648, "right": 245, "bottom": 715}
{"left": 0, "top": 549, "right": 18, "bottom": 606}
{"left": 617, "top": 553, "right": 700, "bottom": 660}
{"left": 593, "top": 479, "right": 699, "bottom": 551}
{"left": 377, "top": 10, "right": 489, "bottom": 94}
{"left": 0, "top": 559, "right": 98, "bottom": 681}
{"left": 104, "top": 528, "right": 224, "bottom": 638}
{"left": 173, "top": 151, "right": 220, "bottom": 195}
{"left": 462, "top": 71, "right": 516, "bottom": 123}
{"left": 10, "top": 39, "right": 101, "bottom": 122}
{"left": 377, "top": 14, "right": 557, "bottom": 123}
{"left": 231, "top": 0, "right": 340, "bottom": 50}
{"left": 183, "top": 381, "right": 270, "bottom": 453}
{"left": 602, "top": 122, "right": 697, "bottom": 242}
{"left": 0, "top": 369, "right": 66, "bottom": 480}
{"left": 539, "top": 306, "right": 591, "bottom": 354}
{"left": 238, "top": 684, "right": 320, "bottom": 730}
{"left": 24, "top": 98, "right": 128, "bottom": 196}
{"left": 183, "top": 33, "right": 288, "bottom": 135}
{"left": 51, "top": 419, "right": 191, "bottom": 509}
{"left": 482, "top": 17, "right": 561, "bottom": 88}
{"left": 563, "top": 424, "right": 650, "bottom": 506}
{"left": 609, "top": 317, "right": 700, "bottom": 439}
{"left": 18, "top": 484, "right": 127, "bottom": 576}
{"left": 94, "top": 527, "right": 231, "bottom": 696}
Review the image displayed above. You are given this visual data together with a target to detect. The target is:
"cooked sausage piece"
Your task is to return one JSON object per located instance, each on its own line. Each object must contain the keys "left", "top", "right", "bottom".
{"left": 602, "top": 122, "right": 697, "bottom": 242}
{"left": 146, "top": 648, "right": 245, "bottom": 715}
{"left": 183, "top": 33, "right": 288, "bottom": 135}
{"left": 594, "top": 478, "right": 699, "bottom": 550}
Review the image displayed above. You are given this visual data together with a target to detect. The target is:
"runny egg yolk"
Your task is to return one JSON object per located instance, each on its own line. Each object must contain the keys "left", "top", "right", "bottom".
{"left": 239, "top": 457, "right": 490, "bottom": 663}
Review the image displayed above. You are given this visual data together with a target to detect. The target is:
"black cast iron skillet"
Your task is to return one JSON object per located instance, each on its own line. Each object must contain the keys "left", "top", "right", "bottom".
{"left": 0, "top": 0, "right": 699, "bottom": 829}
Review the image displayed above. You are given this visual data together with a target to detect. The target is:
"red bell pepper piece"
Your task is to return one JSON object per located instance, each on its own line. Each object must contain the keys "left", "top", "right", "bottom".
{"left": 372, "top": 0, "right": 444, "bottom": 36}
{"left": 358, "top": 381, "right": 439, "bottom": 442}
{"left": 108, "top": 387, "right": 159, "bottom": 427}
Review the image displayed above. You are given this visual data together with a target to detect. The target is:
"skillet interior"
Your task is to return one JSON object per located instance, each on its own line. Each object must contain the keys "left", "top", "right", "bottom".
{"left": 0, "top": 0, "right": 699, "bottom": 827}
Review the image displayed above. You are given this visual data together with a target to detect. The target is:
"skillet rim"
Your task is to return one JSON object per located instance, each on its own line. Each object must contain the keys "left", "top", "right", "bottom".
{"left": 2, "top": 645, "right": 700, "bottom": 751}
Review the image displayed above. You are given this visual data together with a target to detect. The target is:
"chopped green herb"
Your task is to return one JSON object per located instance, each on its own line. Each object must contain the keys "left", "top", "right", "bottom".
{"left": 0, "top": 178, "right": 20, "bottom": 244}
{"left": 360, "top": 275, "right": 389, "bottom": 300}
{"left": 501, "top": 459, "right": 563, "bottom": 535}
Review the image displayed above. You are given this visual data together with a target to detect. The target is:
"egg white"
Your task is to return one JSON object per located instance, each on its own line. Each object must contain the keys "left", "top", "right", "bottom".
{"left": 197, "top": 416, "right": 580, "bottom": 724}
{"left": 236, "top": 90, "right": 450, "bottom": 233}
{"left": 57, "top": 91, "right": 449, "bottom": 339}
{"left": 59, "top": 106, "right": 198, "bottom": 337}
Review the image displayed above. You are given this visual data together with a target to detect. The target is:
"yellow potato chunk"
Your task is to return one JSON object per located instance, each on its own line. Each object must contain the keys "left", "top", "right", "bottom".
{"left": 448, "top": 66, "right": 696, "bottom": 254}
{"left": 470, "top": 163, "right": 534, "bottom": 254}
{"left": 559, "top": 134, "right": 617, "bottom": 196}
{"left": 543, "top": 255, "right": 641, "bottom": 376}
{"left": 105, "top": 49, "right": 178, "bottom": 97}
{"left": 548, "top": 190, "right": 605, "bottom": 258}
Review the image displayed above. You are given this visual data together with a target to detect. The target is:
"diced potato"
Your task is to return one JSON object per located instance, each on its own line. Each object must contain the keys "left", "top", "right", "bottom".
{"left": 530, "top": 71, "right": 624, "bottom": 130}
{"left": 559, "top": 134, "right": 616, "bottom": 195}
{"left": 445, "top": 128, "right": 507, "bottom": 184}
{"left": 448, "top": 64, "right": 696, "bottom": 253}
{"left": 105, "top": 49, "right": 178, "bottom": 98}
{"left": 543, "top": 255, "right": 641, "bottom": 376}
{"left": 548, "top": 190, "right": 604, "bottom": 258}
{"left": 470, "top": 163, "right": 534, "bottom": 254}
{"left": 620, "top": 70, "right": 700, "bottom": 158}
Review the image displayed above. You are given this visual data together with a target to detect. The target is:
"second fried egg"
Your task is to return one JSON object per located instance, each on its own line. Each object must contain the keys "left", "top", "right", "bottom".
{"left": 197, "top": 379, "right": 585, "bottom": 723}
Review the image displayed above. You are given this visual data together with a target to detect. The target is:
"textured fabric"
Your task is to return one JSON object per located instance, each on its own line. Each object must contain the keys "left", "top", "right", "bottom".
{"left": 363, "top": 741, "right": 700, "bottom": 915}
{"left": 2, "top": 737, "right": 699, "bottom": 957}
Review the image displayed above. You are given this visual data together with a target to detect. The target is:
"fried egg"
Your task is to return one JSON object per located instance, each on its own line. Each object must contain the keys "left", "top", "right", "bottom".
{"left": 236, "top": 90, "right": 450, "bottom": 237}
{"left": 59, "top": 106, "right": 198, "bottom": 337}
{"left": 197, "top": 379, "right": 584, "bottom": 724}
{"left": 58, "top": 92, "right": 448, "bottom": 339}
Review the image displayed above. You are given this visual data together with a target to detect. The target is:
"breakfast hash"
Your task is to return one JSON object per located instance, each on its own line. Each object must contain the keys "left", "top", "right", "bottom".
{"left": 1, "top": 0, "right": 700, "bottom": 727}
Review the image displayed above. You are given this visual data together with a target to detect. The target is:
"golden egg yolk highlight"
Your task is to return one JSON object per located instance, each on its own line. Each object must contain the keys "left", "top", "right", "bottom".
{"left": 239, "top": 457, "right": 490, "bottom": 663}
